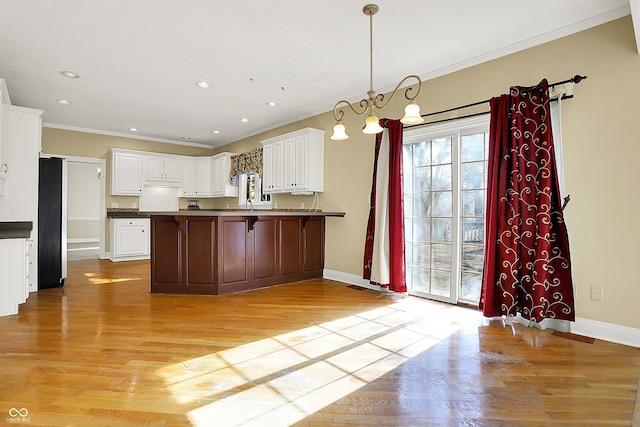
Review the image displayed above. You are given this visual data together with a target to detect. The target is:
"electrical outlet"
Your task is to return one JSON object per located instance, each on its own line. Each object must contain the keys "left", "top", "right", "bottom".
{"left": 300, "top": 202, "right": 304, "bottom": 209}
{"left": 132, "top": 202, "right": 137, "bottom": 209}
{"left": 590, "top": 286, "right": 603, "bottom": 301}
{"left": 111, "top": 202, "right": 118, "bottom": 208}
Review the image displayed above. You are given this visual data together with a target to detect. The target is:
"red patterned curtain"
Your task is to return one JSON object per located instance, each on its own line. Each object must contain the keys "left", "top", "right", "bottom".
{"left": 363, "top": 119, "right": 407, "bottom": 293}
{"left": 479, "top": 79, "right": 575, "bottom": 322}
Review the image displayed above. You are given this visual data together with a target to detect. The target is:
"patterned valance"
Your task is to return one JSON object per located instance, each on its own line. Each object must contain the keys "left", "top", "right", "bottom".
{"left": 229, "top": 148, "right": 263, "bottom": 184}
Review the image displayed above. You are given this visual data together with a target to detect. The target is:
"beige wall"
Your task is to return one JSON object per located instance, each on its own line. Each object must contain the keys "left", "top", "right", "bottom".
{"left": 43, "top": 17, "right": 640, "bottom": 330}
{"left": 42, "top": 128, "right": 217, "bottom": 209}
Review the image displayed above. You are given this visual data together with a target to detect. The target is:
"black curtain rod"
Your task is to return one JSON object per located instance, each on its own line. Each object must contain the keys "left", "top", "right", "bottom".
{"left": 408, "top": 74, "right": 587, "bottom": 127}
{"left": 410, "top": 94, "right": 574, "bottom": 129}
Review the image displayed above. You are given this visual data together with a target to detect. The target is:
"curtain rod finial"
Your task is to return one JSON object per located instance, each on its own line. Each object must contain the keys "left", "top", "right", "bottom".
{"left": 573, "top": 75, "right": 587, "bottom": 84}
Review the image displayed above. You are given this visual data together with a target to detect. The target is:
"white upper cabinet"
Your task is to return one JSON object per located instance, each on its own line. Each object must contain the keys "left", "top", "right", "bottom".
{"left": 180, "top": 157, "right": 196, "bottom": 197}
{"left": 211, "top": 152, "right": 238, "bottom": 197}
{"left": 181, "top": 156, "right": 214, "bottom": 197}
{"left": 262, "top": 140, "right": 284, "bottom": 194}
{"left": 0, "top": 80, "right": 10, "bottom": 195}
{"left": 143, "top": 154, "right": 182, "bottom": 186}
{"left": 110, "top": 149, "right": 143, "bottom": 195}
{"left": 195, "top": 157, "right": 213, "bottom": 197}
{"left": 261, "top": 127, "right": 324, "bottom": 195}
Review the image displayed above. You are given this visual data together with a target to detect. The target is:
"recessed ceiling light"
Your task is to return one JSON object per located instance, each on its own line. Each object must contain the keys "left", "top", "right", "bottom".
{"left": 196, "top": 82, "right": 210, "bottom": 89}
{"left": 266, "top": 101, "right": 278, "bottom": 107}
{"left": 60, "top": 71, "right": 79, "bottom": 78}
{"left": 129, "top": 127, "right": 138, "bottom": 132}
{"left": 239, "top": 118, "right": 249, "bottom": 123}
{"left": 182, "top": 136, "right": 191, "bottom": 140}
{"left": 212, "top": 130, "right": 221, "bottom": 134}
{"left": 56, "top": 99, "right": 71, "bottom": 105}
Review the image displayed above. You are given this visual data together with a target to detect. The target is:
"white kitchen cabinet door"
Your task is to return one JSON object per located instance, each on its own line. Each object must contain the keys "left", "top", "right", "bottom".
{"left": 181, "top": 157, "right": 196, "bottom": 197}
{"left": 163, "top": 156, "right": 182, "bottom": 183}
{"left": 0, "top": 238, "right": 27, "bottom": 316}
{"left": 110, "top": 218, "right": 149, "bottom": 261}
{"left": 143, "top": 154, "right": 182, "bottom": 186}
{"left": 262, "top": 140, "right": 284, "bottom": 194}
{"left": 0, "top": 104, "right": 7, "bottom": 195}
{"left": 111, "top": 150, "right": 143, "bottom": 195}
{"left": 181, "top": 157, "right": 213, "bottom": 197}
{"left": 0, "top": 81, "right": 9, "bottom": 195}
{"left": 262, "top": 128, "right": 324, "bottom": 195}
{"left": 211, "top": 153, "right": 238, "bottom": 197}
{"left": 195, "top": 157, "right": 213, "bottom": 196}
{"left": 283, "top": 137, "right": 298, "bottom": 192}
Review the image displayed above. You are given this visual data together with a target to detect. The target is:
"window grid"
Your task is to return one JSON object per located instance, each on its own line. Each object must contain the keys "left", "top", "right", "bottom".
{"left": 403, "top": 122, "right": 489, "bottom": 305}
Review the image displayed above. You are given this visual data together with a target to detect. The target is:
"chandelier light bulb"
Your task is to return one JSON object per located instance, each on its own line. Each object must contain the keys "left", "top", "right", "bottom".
{"left": 400, "top": 102, "right": 424, "bottom": 125}
{"left": 363, "top": 113, "right": 383, "bottom": 134}
{"left": 331, "top": 122, "right": 349, "bottom": 140}
{"left": 329, "top": 4, "right": 423, "bottom": 140}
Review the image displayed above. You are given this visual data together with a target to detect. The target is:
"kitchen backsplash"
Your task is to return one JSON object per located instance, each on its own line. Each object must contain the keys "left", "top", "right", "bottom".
{"left": 139, "top": 186, "right": 179, "bottom": 212}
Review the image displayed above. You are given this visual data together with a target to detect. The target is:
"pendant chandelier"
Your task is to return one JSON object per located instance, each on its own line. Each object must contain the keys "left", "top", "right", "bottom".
{"left": 330, "top": 4, "right": 424, "bottom": 141}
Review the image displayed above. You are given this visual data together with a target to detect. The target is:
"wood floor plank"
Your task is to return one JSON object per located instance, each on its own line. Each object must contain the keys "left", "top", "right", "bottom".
{"left": 0, "top": 258, "right": 638, "bottom": 426}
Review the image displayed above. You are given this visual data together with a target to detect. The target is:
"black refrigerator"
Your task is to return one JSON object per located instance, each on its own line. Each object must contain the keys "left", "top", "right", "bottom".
{"left": 38, "top": 157, "right": 67, "bottom": 289}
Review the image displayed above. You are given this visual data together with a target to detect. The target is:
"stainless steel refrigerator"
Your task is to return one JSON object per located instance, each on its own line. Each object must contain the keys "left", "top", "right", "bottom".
{"left": 38, "top": 157, "right": 67, "bottom": 289}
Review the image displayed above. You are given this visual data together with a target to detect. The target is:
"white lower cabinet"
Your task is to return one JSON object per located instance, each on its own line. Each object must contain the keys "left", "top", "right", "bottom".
{"left": 0, "top": 238, "right": 28, "bottom": 316}
{"left": 110, "top": 218, "right": 150, "bottom": 261}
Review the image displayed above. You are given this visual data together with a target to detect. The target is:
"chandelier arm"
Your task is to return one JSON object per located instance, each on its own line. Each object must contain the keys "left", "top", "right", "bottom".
{"left": 372, "top": 75, "right": 423, "bottom": 110}
{"left": 332, "top": 98, "right": 370, "bottom": 121}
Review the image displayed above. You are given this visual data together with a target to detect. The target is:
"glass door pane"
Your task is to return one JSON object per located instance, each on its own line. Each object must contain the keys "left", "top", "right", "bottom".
{"left": 404, "top": 118, "right": 489, "bottom": 306}
{"left": 404, "top": 137, "right": 455, "bottom": 303}
{"left": 458, "top": 132, "right": 488, "bottom": 304}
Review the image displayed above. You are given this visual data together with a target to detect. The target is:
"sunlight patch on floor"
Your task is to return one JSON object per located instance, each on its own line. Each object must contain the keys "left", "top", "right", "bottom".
{"left": 155, "top": 297, "right": 477, "bottom": 427}
{"left": 84, "top": 272, "right": 144, "bottom": 285}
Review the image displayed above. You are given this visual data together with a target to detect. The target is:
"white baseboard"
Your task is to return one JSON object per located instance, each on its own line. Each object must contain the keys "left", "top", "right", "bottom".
{"left": 322, "top": 269, "right": 640, "bottom": 348}
{"left": 67, "top": 238, "right": 100, "bottom": 244}
{"left": 109, "top": 254, "right": 150, "bottom": 262}
{"left": 571, "top": 317, "right": 640, "bottom": 348}
{"left": 323, "top": 269, "right": 379, "bottom": 291}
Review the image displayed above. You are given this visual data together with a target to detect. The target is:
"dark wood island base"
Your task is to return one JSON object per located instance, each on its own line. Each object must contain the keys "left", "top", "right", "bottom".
{"left": 149, "top": 212, "right": 343, "bottom": 295}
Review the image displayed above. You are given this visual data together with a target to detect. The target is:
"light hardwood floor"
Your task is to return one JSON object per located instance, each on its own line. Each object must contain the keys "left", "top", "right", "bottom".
{"left": 0, "top": 259, "right": 638, "bottom": 426}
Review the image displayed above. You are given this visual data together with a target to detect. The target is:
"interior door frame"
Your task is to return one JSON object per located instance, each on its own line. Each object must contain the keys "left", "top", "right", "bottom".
{"left": 42, "top": 153, "right": 106, "bottom": 259}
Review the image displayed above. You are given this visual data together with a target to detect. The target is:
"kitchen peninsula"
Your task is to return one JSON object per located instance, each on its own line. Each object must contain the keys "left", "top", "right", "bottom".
{"left": 149, "top": 210, "right": 344, "bottom": 295}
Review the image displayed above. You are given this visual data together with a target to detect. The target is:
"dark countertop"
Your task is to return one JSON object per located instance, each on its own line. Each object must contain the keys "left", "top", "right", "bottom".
{"left": 0, "top": 221, "right": 33, "bottom": 239}
{"left": 107, "top": 209, "right": 150, "bottom": 218}
{"left": 108, "top": 208, "right": 345, "bottom": 218}
{"left": 145, "top": 210, "right": 345, "bottom": 217}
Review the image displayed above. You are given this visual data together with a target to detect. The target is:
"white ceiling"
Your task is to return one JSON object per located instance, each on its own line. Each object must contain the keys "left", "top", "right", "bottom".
{"left": 0, "top": 0, "right": 634, "bottom": 148}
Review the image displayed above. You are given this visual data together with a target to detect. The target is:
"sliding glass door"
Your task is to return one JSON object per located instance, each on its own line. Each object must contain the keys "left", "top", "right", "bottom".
{"left": 403, "top": 116, "right": 489, "bottom": 305}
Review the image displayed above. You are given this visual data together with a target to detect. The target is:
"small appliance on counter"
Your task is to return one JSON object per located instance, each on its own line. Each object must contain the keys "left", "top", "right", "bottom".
{"left": 187, "top": 200, "right": 200, "bottom": 210}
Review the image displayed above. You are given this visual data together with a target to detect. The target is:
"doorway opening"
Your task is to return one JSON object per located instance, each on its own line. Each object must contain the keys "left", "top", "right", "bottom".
{"left": 43, "top": 154, "right": 106, "bottom": 261}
